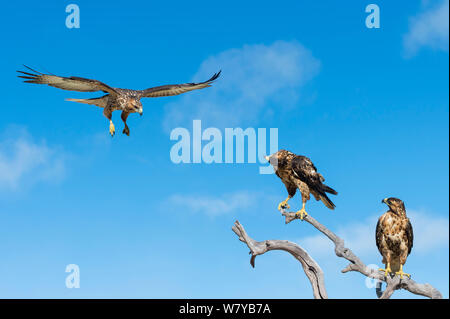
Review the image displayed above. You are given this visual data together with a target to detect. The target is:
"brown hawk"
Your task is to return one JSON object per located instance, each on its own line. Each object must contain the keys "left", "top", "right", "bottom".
{"left": 376, "top": 197, "right": 414, "bottom": 279}
{"left": 265, "top": 150, "right": 338, "bottom": 219}
{"left": 18, "top": 65, "right": 220, "bottom": 136}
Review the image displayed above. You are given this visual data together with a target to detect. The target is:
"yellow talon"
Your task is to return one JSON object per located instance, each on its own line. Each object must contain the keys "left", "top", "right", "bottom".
{"left": 109, "top": 121, "right": 115, "bottom": 137}
{"left": 295, "top": 208, "right": 308, "bottom": 220}
{"left": 379, "top": 263, "right": 392, "bottom": 277}
{"left": 395, "top": 265, "right": 411, "bottom": 279}
{"left": 277, "top": 197, "right": 291, "bottom": 211}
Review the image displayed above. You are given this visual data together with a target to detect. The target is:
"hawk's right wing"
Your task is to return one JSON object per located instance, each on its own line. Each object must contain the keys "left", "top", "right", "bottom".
{"left": 17, "top": 65, "right": 118, "bottom": 95}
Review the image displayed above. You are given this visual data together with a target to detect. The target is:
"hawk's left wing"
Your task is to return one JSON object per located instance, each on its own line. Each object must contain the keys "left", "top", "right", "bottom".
{"left": 139, "top": 71, "right": 221, "bottom": 98}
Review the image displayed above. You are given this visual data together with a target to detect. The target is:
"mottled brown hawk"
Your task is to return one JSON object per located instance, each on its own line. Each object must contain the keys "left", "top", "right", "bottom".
{"left": 265, "top": 150, "right": 337, "bottom": 219}
{"left": 376, "top": 197, "right": 414, "bottom": 278}
{"left": 18, "top": 66, "right": 220, "bottom": 136}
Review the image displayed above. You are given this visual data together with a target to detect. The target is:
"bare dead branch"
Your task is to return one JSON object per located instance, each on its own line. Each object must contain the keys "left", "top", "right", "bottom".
{"left": 280, "top": 210, "right": 443, "bottom": 299}
{"left": 232, "top": 209, "right": 442, "bottom": 299}
{"left": 232, "top": 220, "right": 328, "bottom": 299}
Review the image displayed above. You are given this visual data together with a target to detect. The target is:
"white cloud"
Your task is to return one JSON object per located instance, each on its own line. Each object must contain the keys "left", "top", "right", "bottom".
{"left": 163, "top": 40, "right": 320, "bottom": 131}
{"left": 403, "top": 0, "right": 449, "bottom": 56}
{"left": 408, "top": 211, "right": 449, "bottom": 253}
{"left": 0, "top": 128, "right": 65, "bottom": 191}
{"left": 168, "top": 191, "right": 258, "bottom": 217}
{"left": 299, "top": 211, "right": 449, "bottom": 258}
{"left": 300, "top": 216, "right": 378, "bottom": 258}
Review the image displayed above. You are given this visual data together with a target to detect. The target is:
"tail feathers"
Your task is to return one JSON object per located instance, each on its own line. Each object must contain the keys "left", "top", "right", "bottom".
{"left": 390, "top": 259, "right": 401, "bottom": 273}
{"left": 322, "top": 184, "right": 337, "bottom": 195}
{"left": 66, "top": 96, "right": 107, "bottom": 108}
{"left": 66, "top": 98, "right": 92, "bottom": 104}
{"left": 320, "top": 193, "right": 336, "bottom": 210}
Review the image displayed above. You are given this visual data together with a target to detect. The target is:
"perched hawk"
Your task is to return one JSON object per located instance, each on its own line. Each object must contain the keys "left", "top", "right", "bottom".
{"left": 265, "top": 150, "right": 337, "bottom": 219}
{"left": 17, "top": 66, "right": 221, "bottom": 136}
{"left": 376, "top": 197, "right": 414, "bottom": 279}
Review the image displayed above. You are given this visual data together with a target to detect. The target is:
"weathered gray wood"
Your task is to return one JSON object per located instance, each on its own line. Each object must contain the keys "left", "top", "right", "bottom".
{"left": 281, "top": 210, "right": 443, "bottom": 299}
{"left": 232, "top": 221, "right": 328, "bottom": 299}
{"left": 232, "top": 210, "right": 442, "bottom": 299}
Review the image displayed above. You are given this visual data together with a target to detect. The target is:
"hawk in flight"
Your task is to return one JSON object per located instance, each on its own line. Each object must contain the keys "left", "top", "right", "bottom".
{"left": 18, "top": 66, "right": 221, "bottom": 136}
{"left": 376, "top": 197, "right": 414, "bottom": 279}
{"left": 265, "top": 150, "right": 337, "bottom": 219}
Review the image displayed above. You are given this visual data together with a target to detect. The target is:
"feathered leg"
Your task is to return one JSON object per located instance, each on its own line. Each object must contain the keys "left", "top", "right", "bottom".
{"left": 121, "top": 111, "right": 130, "bottom": 136}
{"left": 379, "top": 253, "right": 392, "bottom": 277}
{"left": 396, "top": 253, "right": 411, "bottom": 279}
{"left": 295, "top": 187, "right": 309, "bottom": 220}
{"left": 103, "top": 108, "right": 115, "bottom": 137}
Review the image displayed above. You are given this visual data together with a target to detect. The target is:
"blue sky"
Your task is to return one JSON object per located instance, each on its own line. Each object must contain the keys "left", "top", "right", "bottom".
{"left": 0, "top": 0, "right": 448, "bottom": 299}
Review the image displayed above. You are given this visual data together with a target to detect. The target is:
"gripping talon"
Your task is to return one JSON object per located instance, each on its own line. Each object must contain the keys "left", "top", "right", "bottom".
{"left": 277, "top": 198, "right": 291, "bottom": 211}
{"left": 379, "top": 263, "right": 392, "bottom": 277}
{"left": 395, "top": 265, "right": 411, "bottom": 279}
{"left": 109, "top": 121, "right": 115, "bottom": 137}
{"left": 295, "top": 208, "right": 308, "bottom": 220}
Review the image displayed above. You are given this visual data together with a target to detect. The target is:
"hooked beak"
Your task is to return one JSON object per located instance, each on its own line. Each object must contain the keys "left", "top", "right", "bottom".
{"left": 382, "top": 198, "right": 388, "bottom": 204}
{"left": 139, "top": 110, "right": 143, "bottom": 117}
{"left": 264, "top": 156, "right": 270, "bottom": 162}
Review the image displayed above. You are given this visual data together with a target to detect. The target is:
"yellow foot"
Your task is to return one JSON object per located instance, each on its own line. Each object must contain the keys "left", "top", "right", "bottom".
{"left": 395, "top": 269, "right": 411, "bottom": 279}
{"left": 277, "top": 199, "right": 290, "bottom": 211}
{"left": 109, "top": 122, "right": 115, "bottom": 137}
{"left": 295, "top": 208, "right": 308, "bottom": 220}
{"left": 378, "top": 267, "right": 392, "bottom": 277}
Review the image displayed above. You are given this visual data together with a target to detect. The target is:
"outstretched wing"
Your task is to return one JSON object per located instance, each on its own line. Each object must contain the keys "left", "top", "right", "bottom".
{"left": 139, "top": 71, "right": 221, "bottom": 98}
{"left": 17, "top": 65, "right": 118, "bottom": 95}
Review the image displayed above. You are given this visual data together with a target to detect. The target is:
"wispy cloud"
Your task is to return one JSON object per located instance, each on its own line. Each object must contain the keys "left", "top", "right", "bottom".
{"left": 299, "top": 211, "right": 449, "bottom": 258}
{"left": 0, "top": 127, "right": 65, "bottom": 191}
{"left": 163, "top": 40, "right": 320, "bottom": 131}
{"left": 168, "top": 191, "right": 259, "bottom": 217}
{"left": 408, "top": 211, "right": 449, "bottom": 253}
{"left": 300, "top": 216, "right": 378, "bottom": 258}
{"left": 403, "top": 0, "right": 449, "bottom": 56}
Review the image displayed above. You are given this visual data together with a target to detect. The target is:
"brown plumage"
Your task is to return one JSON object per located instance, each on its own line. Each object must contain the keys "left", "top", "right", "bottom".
{"left": 17, "top": 65, "right": 221, "bottom": 136}
{"left": 376, "top": 197, "right": 414, "bottom": 278}
{"left": 265, "top": 149, "right": 337, "bottom": 219}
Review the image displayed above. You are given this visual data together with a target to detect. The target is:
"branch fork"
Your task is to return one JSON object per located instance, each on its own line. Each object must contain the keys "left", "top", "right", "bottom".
{"left": 232, "top": 209, "right": 442, "bottom": 299}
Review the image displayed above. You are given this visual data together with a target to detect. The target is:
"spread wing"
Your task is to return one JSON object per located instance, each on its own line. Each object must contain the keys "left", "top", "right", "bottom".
{"left": 406, "top": 218, "right": 414, "bottom": 255}
{"left": 139, "top": 71, "right": 221, "bottom": 98}
{"left": 17, "top": 65, "right": 118, "bottom": 95}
